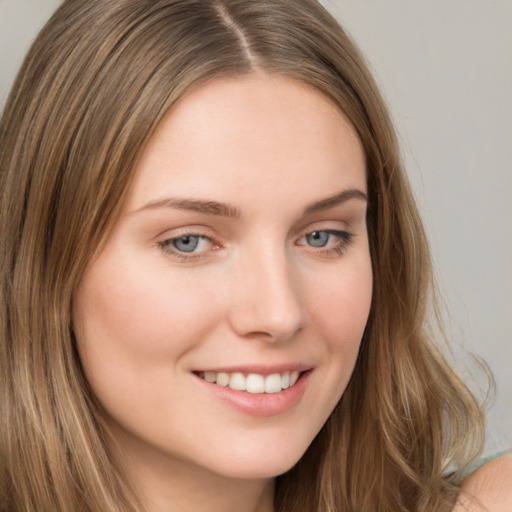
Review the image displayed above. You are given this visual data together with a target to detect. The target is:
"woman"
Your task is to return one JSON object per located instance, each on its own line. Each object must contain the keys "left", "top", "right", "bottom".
{"left": 0, "top": 0, "right": 510, "bottom": 511}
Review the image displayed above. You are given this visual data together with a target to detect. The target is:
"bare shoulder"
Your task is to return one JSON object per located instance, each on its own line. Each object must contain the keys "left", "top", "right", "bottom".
{"left": 453, "top": 454, "right": 512, "bottom": 511}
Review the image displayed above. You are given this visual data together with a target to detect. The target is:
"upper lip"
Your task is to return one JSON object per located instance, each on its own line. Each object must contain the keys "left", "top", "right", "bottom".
{"left": 192, "top": 364, "right": 313, "bottom": 376}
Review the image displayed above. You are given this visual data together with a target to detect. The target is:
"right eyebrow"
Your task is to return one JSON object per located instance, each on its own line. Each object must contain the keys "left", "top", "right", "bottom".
{"left": 132, "top": 197, "right": 241, "bottom": 218}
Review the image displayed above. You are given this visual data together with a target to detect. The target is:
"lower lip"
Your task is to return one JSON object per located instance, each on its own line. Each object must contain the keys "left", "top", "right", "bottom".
{"left": 194, "top": 370, "right": 312, "bottom": 417}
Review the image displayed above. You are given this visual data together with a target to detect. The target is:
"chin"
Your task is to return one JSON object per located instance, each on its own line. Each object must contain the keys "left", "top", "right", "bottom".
{"left": 207, "top": 437, "right": 311, "bottom": 481}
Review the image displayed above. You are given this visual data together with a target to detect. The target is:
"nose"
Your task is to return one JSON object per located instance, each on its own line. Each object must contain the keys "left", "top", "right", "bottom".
{"left": 227, "top": 244, "right": 306, "bottom": 342}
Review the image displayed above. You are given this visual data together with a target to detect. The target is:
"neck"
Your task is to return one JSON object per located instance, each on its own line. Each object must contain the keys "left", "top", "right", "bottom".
{"left": 139, "top": 467, "right": 275, "bottom": 512}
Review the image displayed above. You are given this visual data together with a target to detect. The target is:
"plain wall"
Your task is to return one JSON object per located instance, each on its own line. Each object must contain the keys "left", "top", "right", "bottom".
{"left": 320, "top": 0, "right": 512, "bottom": 455}
{"left": 1, "top": 0, "right": 511, "bottom": 456}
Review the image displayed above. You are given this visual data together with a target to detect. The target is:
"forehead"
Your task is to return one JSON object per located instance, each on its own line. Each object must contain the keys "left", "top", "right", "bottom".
{"left": 125, "top": 73, "right": 366, "bottom": 212}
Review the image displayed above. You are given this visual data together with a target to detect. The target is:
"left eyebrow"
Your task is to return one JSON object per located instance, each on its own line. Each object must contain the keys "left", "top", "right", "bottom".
{"left": 302, "top": 189, "right": 368, "bottom": 216}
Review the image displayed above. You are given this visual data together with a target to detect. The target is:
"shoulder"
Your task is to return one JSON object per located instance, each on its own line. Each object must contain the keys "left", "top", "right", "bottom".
{"left": 453, "top": 454, "right": 512, "bottom": 511}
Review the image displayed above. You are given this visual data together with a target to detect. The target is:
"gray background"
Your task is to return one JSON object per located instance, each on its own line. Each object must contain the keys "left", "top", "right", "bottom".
{"left": 1, "top": 0, "right": 510, "bottom": 456}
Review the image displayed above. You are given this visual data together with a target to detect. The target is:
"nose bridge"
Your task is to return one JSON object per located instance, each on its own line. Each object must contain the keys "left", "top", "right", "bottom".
{"left": 229, "top": 239, "right": 305, "bottom": 341}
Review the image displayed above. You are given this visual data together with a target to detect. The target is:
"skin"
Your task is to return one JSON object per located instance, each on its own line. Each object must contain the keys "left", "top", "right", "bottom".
{"left": 457, "top": 454, "right": 512, "bottom": 511}
{"left": 72, "top": 73, "right": 373, "bottom": 512}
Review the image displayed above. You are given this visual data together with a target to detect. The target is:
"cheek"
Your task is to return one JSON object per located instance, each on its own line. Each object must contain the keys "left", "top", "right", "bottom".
{"left": 71, "top": 257, "right": 228, "bottom": 440}
{"left": 292, "top": 257, "right": 372, "bottom": 437}
{"left": 311, "top": 258, "right": 373, "bottom": 357}
{"left": 75, "top": 260, "right": 205, "bottom": 350}
{"left": 71, "top": 256, "right": 224, "bottom": 399}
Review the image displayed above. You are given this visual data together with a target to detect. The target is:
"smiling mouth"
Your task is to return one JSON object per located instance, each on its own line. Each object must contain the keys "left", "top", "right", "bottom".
{"left": 195, "top": 370, "right": 302, "bottom": 394}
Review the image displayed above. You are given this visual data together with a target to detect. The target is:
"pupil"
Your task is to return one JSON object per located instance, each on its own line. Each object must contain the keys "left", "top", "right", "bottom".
{"left": 308, "top": 231, "right": 329, "bottom": 247}
{"left": 173, "top": 236, "right": 199, "bottom": 253}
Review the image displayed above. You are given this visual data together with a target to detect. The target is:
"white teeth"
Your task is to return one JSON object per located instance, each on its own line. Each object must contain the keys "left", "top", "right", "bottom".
{"left": 246, "top": 374, "right": 265, "bottom": 393}
{"left": 199, "top": 370, "right": 303, "bottom": 393}
{"left": 281, "top": 372, "right": 290, "bottom": 389}
{"left": 264, "top": 373, "right": 282, "bottom": 394}
{"left": 216, "top": 372, "right": 229, "bottom": 387}
{"left": 228, "top": 372, "right": 245, "bottom": 391}
{"left": 204, "top": 372, "right": 217, "bottom": 383}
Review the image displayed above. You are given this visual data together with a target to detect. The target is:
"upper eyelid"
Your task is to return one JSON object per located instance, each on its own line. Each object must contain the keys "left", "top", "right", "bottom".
{"left": 149, "top": 206, "right": 359, "bottom": 236}
{"left": 296, "top": 221, "right": 351, "bottom": 238}
{"left": 297, "top": 229, "right": 353, "bottom": 243}
{"left": 295, "top": 213, "right": 352, "bottom": 230}
{"left": 160, "top": 232, "right": 217, "bottom": 248}
{"left": 154, "top": 214, "right": 357, "bottom": 241}
{"left": 155, "top": 225, "right": 217, "bottom": 241}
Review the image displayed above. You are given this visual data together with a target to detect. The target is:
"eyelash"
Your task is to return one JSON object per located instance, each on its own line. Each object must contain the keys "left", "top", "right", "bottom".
{"left": 157, "top": 233, "right": 216, "bottom": 262}
{"left": 157, "top": 229, "right": 354, "bottom": 262}
{"left": 298, "top": 229, "right": 354, "bottom": 258}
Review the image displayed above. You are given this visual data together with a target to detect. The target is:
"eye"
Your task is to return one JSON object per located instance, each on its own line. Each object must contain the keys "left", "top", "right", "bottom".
{"left": 298, "top": 229, "right": 353, "bottom": 256}
{"left": 305, "top": 231, "right": 331, "bottom": 248}
{"left": 158, "top": 233, "right": 216, "bottom": 260}
{"left": 172, "top": 235, "right": 204, "bottom": 253}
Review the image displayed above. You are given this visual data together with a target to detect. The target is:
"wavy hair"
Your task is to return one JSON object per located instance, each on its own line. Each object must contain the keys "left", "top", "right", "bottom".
{"left": 0, "top": 0, "right": 485, "bottom": 510}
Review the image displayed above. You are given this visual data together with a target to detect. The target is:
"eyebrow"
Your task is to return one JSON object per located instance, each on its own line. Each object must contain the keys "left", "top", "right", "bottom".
{"left": 134, "top": 197, "right": 241, "bottom": 218}
{"left": 134, "top": 188, "right": 367, "bottom": 218}
{"left": 302, "top": 188, "right": 368, "bottom": 215}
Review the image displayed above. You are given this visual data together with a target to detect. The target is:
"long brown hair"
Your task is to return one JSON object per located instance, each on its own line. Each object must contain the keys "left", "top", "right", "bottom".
{"left": 0, "top": 1, "right": 485, "bottom": 510}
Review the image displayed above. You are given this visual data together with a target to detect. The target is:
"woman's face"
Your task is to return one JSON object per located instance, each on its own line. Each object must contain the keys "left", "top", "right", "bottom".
{"left": 73, "top": 74, "right": 372, "bottom": 482}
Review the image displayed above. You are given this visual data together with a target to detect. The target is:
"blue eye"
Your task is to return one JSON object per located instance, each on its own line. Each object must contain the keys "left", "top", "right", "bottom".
{"left": 299, "top": 229, "right": 353, "bottom": 257}
{"left": 306, "top": 231, "right": 330, "bottom": 248}
{"left": 158, "top": 234, "right": 214, "bottom": 259}
{"left": 172, "top": 235, "right": 201, "bottom": 253}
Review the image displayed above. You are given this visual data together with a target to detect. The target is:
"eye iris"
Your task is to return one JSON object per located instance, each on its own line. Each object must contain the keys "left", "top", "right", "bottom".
{"left": 173, "top": 235, "right": 199, "bottom": 253}
{"left": 307, "top": 231, "right": 329, "bottom": 247}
